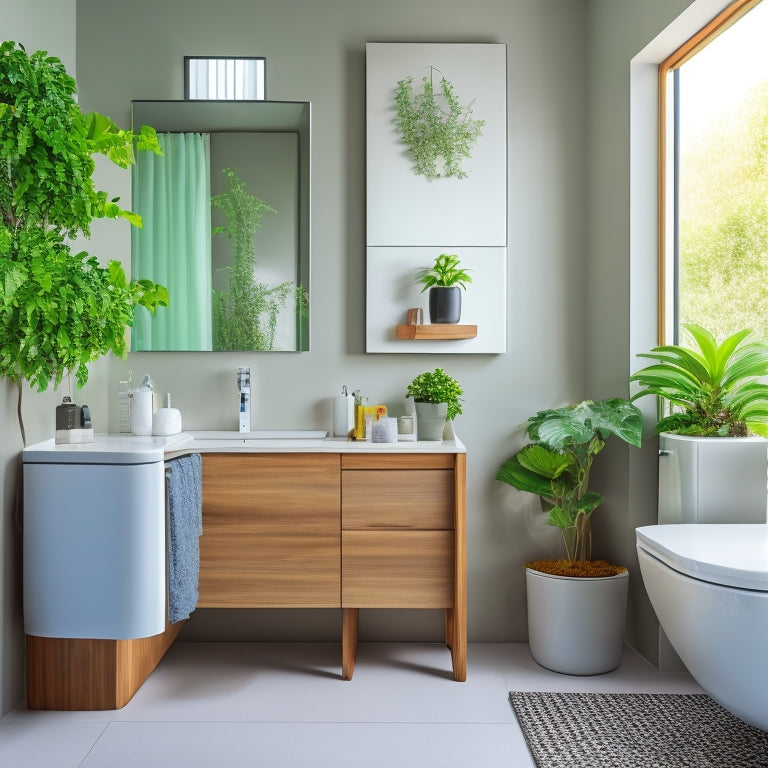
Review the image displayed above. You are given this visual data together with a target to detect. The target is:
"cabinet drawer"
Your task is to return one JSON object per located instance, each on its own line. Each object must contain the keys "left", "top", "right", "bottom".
{"left": 198, "top": 532, "right": 340, "bottom": 608}
{"left": 342, "top": 531, "right": 454, "bottom": 608}
{"left": 342, "top": 469, "right": 454, "bottom": 529}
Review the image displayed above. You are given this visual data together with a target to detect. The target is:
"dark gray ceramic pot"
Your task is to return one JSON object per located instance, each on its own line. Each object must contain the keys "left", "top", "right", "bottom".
{"left": 428, "top": 286, "right": 461, "bottom": 324}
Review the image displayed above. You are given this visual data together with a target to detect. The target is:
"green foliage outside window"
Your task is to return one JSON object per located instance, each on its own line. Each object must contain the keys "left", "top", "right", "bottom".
{"left": 678, "top": 81, "right": 768, "bottom": 346}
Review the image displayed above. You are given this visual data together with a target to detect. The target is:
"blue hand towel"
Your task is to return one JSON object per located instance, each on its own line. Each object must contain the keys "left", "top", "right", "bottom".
{"left": 166, "top": 453, "right": 203, "bottom": 624}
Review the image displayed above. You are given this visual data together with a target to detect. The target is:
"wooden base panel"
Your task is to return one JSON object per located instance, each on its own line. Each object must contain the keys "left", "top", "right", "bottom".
{"left": 26, "top": 620, "right": 185, "bottom": 710}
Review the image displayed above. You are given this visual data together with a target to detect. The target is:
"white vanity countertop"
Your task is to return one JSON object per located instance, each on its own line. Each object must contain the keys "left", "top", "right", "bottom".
{"left": 23, "top": 433, "right": 194, "bottom": 464}
{"left": 23, "top": 432, "right": 466, "bottom": 463}
{"left": 185, "top": 434, "right": 467, "bottom": 454}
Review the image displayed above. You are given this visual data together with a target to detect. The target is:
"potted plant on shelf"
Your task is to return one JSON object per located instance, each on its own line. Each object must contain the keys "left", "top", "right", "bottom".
{"left": 417, "top": 252, "right": 472, "bottom": 324}
{"left": 406, "top": 367, "right": 463, "bottom": 441}
{"left": 496, "top": 398, "right": 643, "bottom": 674}
{"left": 629, "top": 323, "right": 768, "bottom": 524}
{"left": 0, "top": 41, "right": 167, "bottom": 442}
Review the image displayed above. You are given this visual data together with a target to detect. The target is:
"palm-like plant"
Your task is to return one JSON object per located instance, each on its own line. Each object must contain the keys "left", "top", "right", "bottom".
{"left": 496, "top": 399, "right": 642, "bottom": 566}
{"left": 629, "top": 324, "right": 768, "bottom": 436}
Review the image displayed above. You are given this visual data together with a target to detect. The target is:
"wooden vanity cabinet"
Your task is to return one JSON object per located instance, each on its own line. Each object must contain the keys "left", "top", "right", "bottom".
{"left": 197, "top": 453, "right": 341, "bottom": 607}
{"left": 198, "top": 448, "right": 466, "bottom": 682}
{"left": 340, "top": 453, "right": 466, "bottom": 682}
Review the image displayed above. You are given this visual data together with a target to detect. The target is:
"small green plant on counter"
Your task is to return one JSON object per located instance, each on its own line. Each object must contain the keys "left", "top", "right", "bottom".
{"left": 0, "top": 41, "right": 167, "bottom": 399}
{"left": 394, "top": 68, "right": 484, "bottom": 181}
{"left": 406, "top": 368, "right": 464, "bottom": 421}
{"left": 212, "top": 168, "right": 308, "bottom": 351}
{"left": 630, "top": 324, "right": 768, "bottom": 436}
{"left": 417, "top": 252, "right": 472, "bottom": 291}
{"left": 496, "top": 399, "right": 642, "bottom": 572}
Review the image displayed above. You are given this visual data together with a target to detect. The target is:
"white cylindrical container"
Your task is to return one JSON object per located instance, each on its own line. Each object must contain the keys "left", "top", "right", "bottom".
{"left": 130, "top": 389, "right": 154, "bottom": 436}
{"left": 333, "top": 391, "right": 355, "bottom": 437}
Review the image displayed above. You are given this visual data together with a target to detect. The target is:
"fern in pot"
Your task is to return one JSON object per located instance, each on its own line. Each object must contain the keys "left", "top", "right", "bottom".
{"left": 630, "top": 323, "right": 768, "bottom": 524}
{"left": 495, "top": 398, "right": 642, "bottom": 674}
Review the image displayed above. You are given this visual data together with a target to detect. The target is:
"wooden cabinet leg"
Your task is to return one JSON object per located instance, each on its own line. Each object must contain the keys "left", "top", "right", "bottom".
{"left": 447, "top": 606, "right": 466, "bottom": 682}
{"left": 342, "top": 608, "right": 358, "bottom": 680}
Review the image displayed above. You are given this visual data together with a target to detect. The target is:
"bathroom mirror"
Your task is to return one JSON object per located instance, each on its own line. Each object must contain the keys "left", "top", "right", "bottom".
{"left": 130, "top": 100, "right": 310, "bottom": 351}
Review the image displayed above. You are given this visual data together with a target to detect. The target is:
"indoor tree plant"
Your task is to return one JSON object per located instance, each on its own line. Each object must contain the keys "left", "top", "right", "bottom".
{"left": 406, "top": 367, "right": 463, "bottom": 440}
{"left": 630, "top": 323, "right": 768, "bottom": 524}
{"left": 496, "top": 398, "right": 643, "bottom": 674}
{"left": 417, "top": 252, "right": 472, "bottom": 324}
{"left": 0, "top": 41, "right": 167, "bottom": 440}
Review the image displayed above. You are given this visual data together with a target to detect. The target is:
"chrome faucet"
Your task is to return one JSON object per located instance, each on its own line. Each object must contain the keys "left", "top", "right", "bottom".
{"left": 237, "top": 367, "right": 251, "bottom": 433}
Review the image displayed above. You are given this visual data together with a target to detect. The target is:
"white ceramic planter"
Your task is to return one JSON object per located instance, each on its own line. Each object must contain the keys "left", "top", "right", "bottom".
{"left": 526, "top": 567, "right": 629, "bottom": 675}
{"left": 414, "top": 402, "right": 448, "bottom": 441}
{"left": 658, "top": 433, "right": 768, "bottom": 524}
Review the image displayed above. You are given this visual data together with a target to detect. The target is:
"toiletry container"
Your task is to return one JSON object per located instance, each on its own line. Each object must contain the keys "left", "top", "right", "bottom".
{"left": 153, "top": 394, "right": 182, "bottom": 436}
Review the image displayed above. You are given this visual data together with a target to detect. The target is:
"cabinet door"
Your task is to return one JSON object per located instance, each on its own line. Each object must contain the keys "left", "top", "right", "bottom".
{"left": 198, "top": 453, "right": 340, "bottom": 608}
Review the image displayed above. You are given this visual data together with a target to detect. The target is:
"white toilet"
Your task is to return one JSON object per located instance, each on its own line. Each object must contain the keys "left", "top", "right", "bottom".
{"left": 637, "top": 435, "right": 768, "bottom": 730}
{"left": 636, "top": 523, "right": 768, "bottom": 730}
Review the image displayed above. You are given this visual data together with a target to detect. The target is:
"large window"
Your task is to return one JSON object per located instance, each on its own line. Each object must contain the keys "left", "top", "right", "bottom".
{"left": 659, "top": 0, "right": 768, "bottom": 345}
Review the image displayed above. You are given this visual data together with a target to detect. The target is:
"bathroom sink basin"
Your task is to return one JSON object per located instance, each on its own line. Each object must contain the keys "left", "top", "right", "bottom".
{"left": 189, "top": 430, "right": 328, "bottom": 441}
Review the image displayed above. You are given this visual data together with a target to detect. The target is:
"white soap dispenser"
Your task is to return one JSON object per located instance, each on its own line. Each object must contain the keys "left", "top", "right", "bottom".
{"left": 152, "top": 393, "right": 183, "bottom": 436}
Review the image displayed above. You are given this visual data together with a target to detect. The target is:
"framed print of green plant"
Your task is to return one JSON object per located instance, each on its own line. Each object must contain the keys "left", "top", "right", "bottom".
{"left": 394, "top": 67, "right": 485, "bottom": 181}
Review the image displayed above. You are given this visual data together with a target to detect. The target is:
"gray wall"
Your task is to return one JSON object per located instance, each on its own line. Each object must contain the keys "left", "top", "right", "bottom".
{"left": 0, "top": 0, "right": 728, "bottom": 714}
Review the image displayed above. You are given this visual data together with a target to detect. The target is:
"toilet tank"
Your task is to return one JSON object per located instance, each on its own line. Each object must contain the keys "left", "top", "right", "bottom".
{"left": 658, "top": 433, "right": 768, "bottom": 524}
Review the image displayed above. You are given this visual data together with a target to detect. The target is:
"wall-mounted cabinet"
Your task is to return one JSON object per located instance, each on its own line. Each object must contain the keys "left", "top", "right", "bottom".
{"left": 365, "top": 42, "right": 508, "bottom": 354}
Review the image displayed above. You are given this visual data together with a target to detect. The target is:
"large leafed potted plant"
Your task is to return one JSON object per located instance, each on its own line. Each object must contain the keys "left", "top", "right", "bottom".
{"left": 496, "top": 398, "right": 643, "bottom": 674}
{"left": 406, "top": 367, "right": 463, "bottom": 441}
{"left": 0, "top": 41, "right": 167, "bottom": 441}
{"left": 630, "top": 324, "right": 768, "bottom": 524}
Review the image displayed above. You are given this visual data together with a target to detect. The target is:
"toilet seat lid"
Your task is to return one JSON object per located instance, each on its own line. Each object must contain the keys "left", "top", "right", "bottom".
{"left": 636, "top": 524, "right": 768, "bottom": 591}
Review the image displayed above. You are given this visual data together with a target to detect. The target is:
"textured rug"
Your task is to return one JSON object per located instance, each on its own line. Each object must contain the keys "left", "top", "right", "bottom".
{"left": 509, "top": 692, "right": 768, "bottom": 768}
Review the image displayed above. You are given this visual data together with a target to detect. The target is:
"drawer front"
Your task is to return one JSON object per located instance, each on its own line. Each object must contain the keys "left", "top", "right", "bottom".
{"left": 341, "top": 453, "right": 455, "bottom": 470}
{"left": 341, "top": 530, "right": 454, "bottom": 608}
{"left": 198, "top": 533, "right": 340, "bottom": 608}
{"left": 342, "top": 469, "right": 454, "bottom": 530}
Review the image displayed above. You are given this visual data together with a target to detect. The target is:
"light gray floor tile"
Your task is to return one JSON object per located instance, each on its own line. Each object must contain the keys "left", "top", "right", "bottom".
{"left": 0, "top": 642, "right": 701, "bottom": 768}
{"left": 80, "top": 721, "right": 524, "bottom": 768}
{"left": 0, "top": 721, "right": 108, "bottom": 768}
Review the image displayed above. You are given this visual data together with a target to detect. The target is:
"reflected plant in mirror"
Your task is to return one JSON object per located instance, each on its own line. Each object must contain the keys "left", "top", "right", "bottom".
{"left": 130, "top": 100, "right": 311, "bottom": 352}
{"left": 212, "top": 168, "right": 307, "bottom": 350}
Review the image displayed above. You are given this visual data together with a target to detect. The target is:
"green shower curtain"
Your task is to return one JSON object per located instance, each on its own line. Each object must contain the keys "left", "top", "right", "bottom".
{"left": 131, "top": 132, "right": 213, "bottom": 351}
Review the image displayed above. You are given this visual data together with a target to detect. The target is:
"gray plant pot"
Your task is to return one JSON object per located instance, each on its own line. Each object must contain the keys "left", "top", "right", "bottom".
{"left": 414, "top": 401, "right": 448, "bottom": 441}
{"left": 526, "top": 566, "right": 629, "bottom": 675}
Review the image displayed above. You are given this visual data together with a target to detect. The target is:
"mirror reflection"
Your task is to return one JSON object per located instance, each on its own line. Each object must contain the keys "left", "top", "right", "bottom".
{"left": 130, "top": 100, "right": 310, "bottom": 351}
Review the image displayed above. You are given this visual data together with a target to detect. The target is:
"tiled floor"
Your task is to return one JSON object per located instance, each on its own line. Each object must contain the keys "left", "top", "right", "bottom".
{"left": 1, "top": 642, "right": 702, "bottom": 767}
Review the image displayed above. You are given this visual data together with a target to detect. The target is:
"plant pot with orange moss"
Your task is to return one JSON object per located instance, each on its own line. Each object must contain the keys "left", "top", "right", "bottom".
{"left": 496, "top": 399, "right": 642, "bottom": 675}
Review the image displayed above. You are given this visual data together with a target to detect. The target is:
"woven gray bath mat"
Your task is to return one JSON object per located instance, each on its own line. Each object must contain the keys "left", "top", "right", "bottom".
{"left": 509, "top": 691, "right": 768, "bottom": 768}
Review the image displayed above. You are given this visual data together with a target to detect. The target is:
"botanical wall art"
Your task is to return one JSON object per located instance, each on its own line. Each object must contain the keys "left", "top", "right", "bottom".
{"left": 394, "top": 68, "right": 485, "bottom": 181}
{"left": 365, "top": 42, "right": 507, "bottom": 354}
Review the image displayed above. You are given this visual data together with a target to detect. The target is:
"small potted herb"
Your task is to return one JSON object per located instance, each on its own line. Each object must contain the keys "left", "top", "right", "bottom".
{"left": 406, "top": 367, "right": 463, "bottom": 440}
{"left": 417, "top": 253, "right": 472, "bottom": 324}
